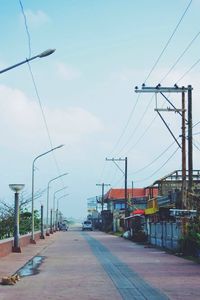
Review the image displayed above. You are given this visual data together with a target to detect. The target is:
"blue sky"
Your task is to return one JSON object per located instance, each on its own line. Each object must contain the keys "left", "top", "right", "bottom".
{"left": 0, "top": 0, "right": 200, "bottom": 220}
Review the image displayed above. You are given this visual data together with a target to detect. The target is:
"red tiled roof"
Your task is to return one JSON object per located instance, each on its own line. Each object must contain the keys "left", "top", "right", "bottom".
{"left": 104, "top": 188, "right": 158, "bottom": 200}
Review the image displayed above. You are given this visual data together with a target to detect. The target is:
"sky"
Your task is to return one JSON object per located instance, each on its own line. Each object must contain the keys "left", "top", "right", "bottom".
{"left": 1, "top": 0, "right": 200, "bottom": 220}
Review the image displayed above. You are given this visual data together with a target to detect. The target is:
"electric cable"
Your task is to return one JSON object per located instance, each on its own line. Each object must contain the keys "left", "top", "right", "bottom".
{"left": 120, "top": 1, "right": 194, "bottom": 158}
{"left": 117, "top": 95, "right": 154, "bottom": 155}
{"left": 193, "top": 120, "right": 200, "bottom": 129}
{"left": 144, "top": 0, "right": 193, "bottom": 83}
{"left": 27, "top": 62, "right": 63, "bottom": 177}
{"left": 128, "top": 141, "right": 176, "bottom": 176}
{"left": 19, "top": 0, "right": 31, "bottom": 58}
{"left": 109, "top": 93, "right": 141, "bottom": 156}
{"left": 19, "top": 1, "right": 65, "bottom": 184}
{"left": 133, "top": 146, "right": 180, "bottom": 183}
{"left": 160, "top": 30, "right": 200, "bottom": 83}
{"left": 176, "top": 56, "right": 200, "bottom": 84}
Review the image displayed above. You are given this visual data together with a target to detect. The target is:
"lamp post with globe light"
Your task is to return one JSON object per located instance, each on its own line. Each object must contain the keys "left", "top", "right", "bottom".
{"left": 9, "top": 184, "right": 25, "bottom": 253}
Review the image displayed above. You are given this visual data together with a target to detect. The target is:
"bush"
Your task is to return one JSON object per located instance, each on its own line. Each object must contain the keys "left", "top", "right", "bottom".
{"left": 180, "top": 217, "right": 200, "bottom": 257}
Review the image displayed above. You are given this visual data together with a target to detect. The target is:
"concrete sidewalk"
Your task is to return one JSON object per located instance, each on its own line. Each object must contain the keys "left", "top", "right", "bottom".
{"left": 0, "top": 230, "right": 122, "bottom": 300}
{"left": 91, "top": 231, "right": 200, "bottom": 300}
{"left": 0, "top": 233, "right": 56, "bottom": 279}
{"left": 0, "top": 229, "right": 200, "bottom": 300}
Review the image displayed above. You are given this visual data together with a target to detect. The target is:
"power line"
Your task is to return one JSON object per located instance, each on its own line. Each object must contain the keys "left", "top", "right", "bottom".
{"left": 122, "top": 106, "right": 160, "bottom": 156}
{"left": 123, "top": 1, "right": 193, "bottom": 159}
{"left": 133, "top": 146, "right": 180, "bottom": 183}
{"left": 192, "top": 138, "right": 200, "bottom": 152}
{"left": 19, "top": 1, "right": 64, "bottom": 184}
{"left": 117, "top": 95, "right": 154, "bottom": 155}
{"left": 128, "top": 141, "right": 176, "bottom": 176}
{"left": 176, "top": 57, "right": 200, "bottom": 83}
{"left": 144, "top": 0, "right": 193, "bottom": 83}
{"left": 193, "top": 120, "right": 200, "bottom": 129}
{"left": 109, "top": 93, "right": 141, "bottom": 156}
{"left": 27, "top": 62, "right": 63, "bottom": 177}
{"left": 160, "top": 30, "right": 200, "bottom": 83}
{"left": 19, "top": 0, "right": 32, "bottom": 58}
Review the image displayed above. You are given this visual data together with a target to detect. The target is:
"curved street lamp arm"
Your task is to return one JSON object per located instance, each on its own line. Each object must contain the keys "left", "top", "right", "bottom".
{"left": 0, "top": 49, "right": 56, "bottom": 74}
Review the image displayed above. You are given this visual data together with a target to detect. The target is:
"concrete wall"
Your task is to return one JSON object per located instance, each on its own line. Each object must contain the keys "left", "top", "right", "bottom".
{"left": 148, "top": 222, "right": 182, "bottom": 251}
{"left": 0, "top": 232, "right": 41, "bottom": 258}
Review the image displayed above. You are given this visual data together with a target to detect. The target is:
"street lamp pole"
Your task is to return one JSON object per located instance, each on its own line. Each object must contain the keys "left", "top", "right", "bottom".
{"left": 31, "top": 144, "right": 64, "bottom": 244}
{"left": 9, "top": 184, "right": 25, "bottom": 253}
{"left": 46, "top": 173, "right": 68, "bottom": 235}
{"left": 53, "top": 187, "right": 68, "bottom": 231}
{"left": 56, "top": 194, "right": 69, "bottom": 230}
{"left": 0, "top": 49, "right": 56, "bottom": 74}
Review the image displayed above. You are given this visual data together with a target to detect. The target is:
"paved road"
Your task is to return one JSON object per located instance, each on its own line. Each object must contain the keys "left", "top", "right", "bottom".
{"left": 0, "top": 228, "right": 200, "bottom": 299}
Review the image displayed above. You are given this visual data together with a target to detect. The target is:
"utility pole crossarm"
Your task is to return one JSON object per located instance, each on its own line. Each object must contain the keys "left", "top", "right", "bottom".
{"left": 134, "top": 83, "right": 193, "bottom": 208}
{"left": 135, "top": 85, "right": 192, "bottom": 93}
{"left": 106, "top": 158, "right": 125, "bottom": 175}
{"left": 96, "top": 183, "right": 111, "bottom": 212}
{"left": 106, "top": 157, "right": 129, "bottom": 220}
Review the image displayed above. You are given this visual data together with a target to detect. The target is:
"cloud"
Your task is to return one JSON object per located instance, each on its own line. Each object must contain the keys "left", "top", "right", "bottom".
{"left": 56, "top": 62, "right": 82, "bottom": 81}
{"left": 22, "top": 9, "right": 50, "bottom": 28}
{"left": 0, "top": 85, "right": 103, "bottom": 152}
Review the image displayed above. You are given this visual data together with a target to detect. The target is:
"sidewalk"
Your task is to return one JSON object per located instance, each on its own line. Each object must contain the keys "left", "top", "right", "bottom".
{"left": 0, "top": 229, "right": 200, "bottom": 300}
{"left": 0, "top": 233, "right": 56, "bottom": 279}
{"left": 0, "top": 230, "right": 122, "bottom": 300}
{"left": 93, "top": 231, "right": 200, "bottom": 300}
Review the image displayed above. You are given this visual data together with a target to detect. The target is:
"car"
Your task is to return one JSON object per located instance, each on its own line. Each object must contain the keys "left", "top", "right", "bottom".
{"left": 59, "top": 223, "right": 68, "bottom": 231}
{"left": 82, "top": 220, "right": 93, "bottom": 231}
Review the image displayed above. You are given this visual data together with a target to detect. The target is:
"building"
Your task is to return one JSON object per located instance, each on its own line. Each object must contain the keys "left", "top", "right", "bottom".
{"left": 103, "top": 187, "right": 158, "bottom": 232}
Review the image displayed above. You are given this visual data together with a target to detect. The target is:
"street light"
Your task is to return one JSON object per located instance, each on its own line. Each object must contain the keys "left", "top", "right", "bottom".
{"left": 53, "top": 187, "right": 68, "bottom": 231}
{"left": 0, "top": 49, "right": 56, "bottom": 74}
{"left": 56, "top": 193, "right": 69, "bottom": 230}
{"left": 46, "top": 173, "right": 68, "bottom": 235}
{"left": 31, "top": 144, "right": 64, "bottom": 243}
{"left": 9, "top": 184, "right": 25, "bottom": 253}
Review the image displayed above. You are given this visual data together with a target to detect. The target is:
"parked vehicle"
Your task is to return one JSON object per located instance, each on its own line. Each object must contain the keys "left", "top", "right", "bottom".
{"left": 59, "top": 222, "right": 68, "bottom": 231}
{"left": 82, "top": 220, "right": 93, "bottom": 231}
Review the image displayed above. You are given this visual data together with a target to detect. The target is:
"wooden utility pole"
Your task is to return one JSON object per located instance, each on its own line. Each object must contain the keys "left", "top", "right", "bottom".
{"left": 96, "top": 183, "right": 111, "bottom": 211}
{"left": 106, "top": 157, "right": 128, "bottom": 217}
{"left": 182, "top": 90, "right": 187, "bottom": 208}
{"left": 135, "top": 84, "right": 193, "bottom": 209}
{"left": 188, "top": 85, "right": 193, "bottom": 192}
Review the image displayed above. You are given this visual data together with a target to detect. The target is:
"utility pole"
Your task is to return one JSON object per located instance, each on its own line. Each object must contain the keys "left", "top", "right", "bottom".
{"left": 182, "top": 90, "right": 187, "bottom": 208}
{"left": 106, "top": 157, "right": 128, "bottom": 217}
{"left": 135, "top": 84, "right": 193, "bottom": 209}
{"left": 188, "top": 85, "right": 193, "bottom": 192}
{"left": 96, "top": 183, "right": 111, "bottom": 211}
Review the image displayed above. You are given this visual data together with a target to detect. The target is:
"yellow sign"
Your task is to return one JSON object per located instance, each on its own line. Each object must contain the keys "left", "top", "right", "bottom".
{"left": 145, "top": 207, "right": 159, "bottom": 215}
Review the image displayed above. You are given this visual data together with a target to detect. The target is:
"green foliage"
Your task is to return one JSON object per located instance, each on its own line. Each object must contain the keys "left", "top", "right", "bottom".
{"left": 0, "top": 208, "right": 40, "bottom": 239}
{"left": 180, "top": 217, "right": 200, "bottom": 257}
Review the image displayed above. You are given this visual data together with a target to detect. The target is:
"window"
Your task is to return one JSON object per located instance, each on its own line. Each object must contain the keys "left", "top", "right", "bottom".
{"left": 114, "top": 203, "right": 125, "bottom": 210}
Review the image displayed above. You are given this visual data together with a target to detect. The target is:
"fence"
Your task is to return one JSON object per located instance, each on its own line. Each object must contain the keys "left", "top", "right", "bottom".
{"left": 148, "top": 222, "right": 182, "bottom": 251}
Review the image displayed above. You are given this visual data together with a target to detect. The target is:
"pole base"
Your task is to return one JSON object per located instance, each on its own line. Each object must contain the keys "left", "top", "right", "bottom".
{"left": 46, "top": 232, "right": 50, "bottom": 236}
{"left": 40, "top": 234, "right": 45, "bottom": 239}
{"left": 30, "top": 238, "right": 36, "bottom": 244}
{"left": 12, "top": 246, "right": 21, "bottom": 253}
